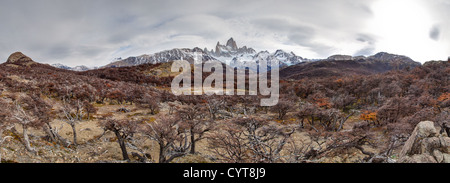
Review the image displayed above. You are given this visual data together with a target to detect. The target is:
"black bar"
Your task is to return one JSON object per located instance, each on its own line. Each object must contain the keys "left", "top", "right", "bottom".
{"left": 0, "top": 163, "right": 447, "bottom": 182}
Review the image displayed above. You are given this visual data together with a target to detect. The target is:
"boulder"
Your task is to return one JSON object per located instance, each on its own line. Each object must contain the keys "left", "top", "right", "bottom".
{"left": 443, "top": 153, "right": 450, "bottom": 163}
{"left": 399, "top": 154, "right": 437, "bottom": 163}
{"left": 433, "top": 150, "right": 444, "bottom": 163}
{"left": 398, "top": 121, "right": 450, "bottom": 163}
{"left": 399, "top": 121, "right": 437, "bottom": 157}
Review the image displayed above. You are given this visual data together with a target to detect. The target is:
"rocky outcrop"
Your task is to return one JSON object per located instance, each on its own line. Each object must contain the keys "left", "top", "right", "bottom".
{"left": 226, "top": 37, "right": 238, "bottom": 50}
{"left": 398, "top": 121, "right": 450, "bottom": 163}
{"left": 327, "top": 55, "right": 354, "bottom": 61}
{"left": 213, "top": 38, "right": 256, "bottom": 57}
{"left": 6, "top": 52, "right": 34, "bottom": 64}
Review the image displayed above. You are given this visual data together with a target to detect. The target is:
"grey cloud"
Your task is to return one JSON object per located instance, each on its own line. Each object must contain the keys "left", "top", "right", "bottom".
{"left": 0, "top": 0, "right": 448, "bottom": 65}
{"left": 429, "top": 25, "right": 440, "bottom": 41}
{"left": 354, "top": 33, "right": 377, "bottom": 56}
{"left": 287, "top": 32, "right": 336, "bottom": 56}
{"left": 46, "top": 45, "right": 72, "bottom": 59}
{"left": 356, "top": 34, "right": 376, "bottom": 45}
{"left": 354, "top": 47, "right": 376, "bottom": 56}
{"left": 251, "top": 17, "right": 315, "bottom": 33}
{"left": 251, "top": 16, "right": 318, "bottom": 46}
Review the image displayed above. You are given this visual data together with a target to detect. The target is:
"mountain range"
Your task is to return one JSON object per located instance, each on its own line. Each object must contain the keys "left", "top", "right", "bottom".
{"left": 51, "top": 63, "right": 93, "bottom": 71}
{"left": 280, "top": 52, "right": 422, "bottom": 80}
{"left": 102, "top": 38, "right": 309, "bottom": 69}
{"left": 47, "top": 37, "right": 424, "bottom": 79}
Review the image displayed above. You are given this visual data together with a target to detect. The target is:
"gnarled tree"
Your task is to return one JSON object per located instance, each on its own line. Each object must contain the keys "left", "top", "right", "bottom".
{"left": 209, "top": 117, "right": 295, "bottom": 163}
{"left": 60, "top": 99, "right": 85, "bottom": 146}
{"left": 177, "top": 104, "right": 213, "bottom": 154}
{"left": 141, "top": 115, "right": 190, "bottom": 163}
{"left": 0, "top": 99, "right": 13, "bottom": 162}
{"left": 10, "top": 94, "right": 46, "bottom": 153}
{"left": 99, "top": 118, "right": 139, "bottom": 161}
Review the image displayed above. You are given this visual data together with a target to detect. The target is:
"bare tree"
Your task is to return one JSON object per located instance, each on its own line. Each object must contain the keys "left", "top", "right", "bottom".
{"left": 296, "top": 102, "right": 319, "bottom": 128}
{"left": 10, "top": 95, "right": 45, "bottom": 153}
{"left": 208, "top": 117, "right": 295, "bottom": 163}
{"left": 60, "top": 99, "right": 85, "bottom": 146}
{"left": 331, "top": 93, "right": 356, "bottom": 111}
{"left": 296, "top": 102, "right": 353, "bottom": 132}
{"left": 238, "top": 95, "right": 259, "bottom": 116}
{"left": 30, "top": 94, "right": 70, "bottom": 147}
{"left": 205, "top": 95, "right": 225, "bottom": 120}
{"left": 208, "top": 121, "right": 249, "bottom": 163}
{"left": 99, "top": 118, "right": 139, "bottom": 161}
{"left": 0, "top": 99, "right": 13, "bottom": 162}
{"left": 222, "top": 95, "right": 240, "bottom": 118}
{"left": 288, "top": 129, "right": 377, "bottom": 163}
{"left": 319, "top": 109, "right": 355, "bottom": 132}
{"left": 124, "top": 85, "right": 145, "bottom": 105}
{"left": 141, "top": 115, "right": 190, "bottom": 163}
{"left": 271, "top": 99, "right": 295, "bottom": 120}
{"left": 83, "top": 100, "right": 97, "bottom": 120}
{"left": 177, "top": 104, "right": 213, "bottom": 154}
{"left": 234, "top": 117, "right": 295, "bottom": 163}
{"left": 137, "top": 93, "right": 160, "bottom": 115}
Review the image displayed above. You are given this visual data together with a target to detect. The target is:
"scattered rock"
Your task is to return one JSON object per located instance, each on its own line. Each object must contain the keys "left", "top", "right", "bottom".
{"left": 370, "top": 155, "right": 388, "bottom": 163}
{"left": 400, "top": 154, "right": 437, "bottom": 163}
{"left": 443, "top": 153, "right": 450, "bottom": 163}
{"left": 368, "top": 155, "right": 396, "bottom": 163}
{"left": 117, "top": 108, "right": 130, "bottom": 113}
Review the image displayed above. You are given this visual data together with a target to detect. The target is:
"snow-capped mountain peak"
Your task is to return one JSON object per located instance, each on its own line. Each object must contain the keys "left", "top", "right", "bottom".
{"left": 51, "top": 63, "right": 92, "bottom": 71}
{"left": 104, "top": 47, "right": 217, "bottom": 68}
{"left": 206, "top": 38, "right": 308, "bottom": 69}
{"left": 104, "top": 38, "right": 309, "bottom": 70}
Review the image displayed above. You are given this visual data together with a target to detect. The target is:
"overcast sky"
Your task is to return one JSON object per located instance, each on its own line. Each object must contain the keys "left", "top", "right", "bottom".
{"left": 0, "top": 0, "right": 449, "bottom": 67}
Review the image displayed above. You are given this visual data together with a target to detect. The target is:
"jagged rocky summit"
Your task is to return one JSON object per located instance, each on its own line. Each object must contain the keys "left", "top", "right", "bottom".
{"left": 104, "top": 38, "right": 308, "bottom": 69}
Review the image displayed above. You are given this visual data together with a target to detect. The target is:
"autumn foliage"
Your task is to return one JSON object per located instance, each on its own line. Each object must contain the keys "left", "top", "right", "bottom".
{"left": 360, "top": 111, "right": 377, "bottom": 124}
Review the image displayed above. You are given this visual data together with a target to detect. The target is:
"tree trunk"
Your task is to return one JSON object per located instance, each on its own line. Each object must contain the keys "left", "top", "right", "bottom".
{"left": 43, "top": 123, "right": 57, "bottom": 143}
{"left": 22, "top": 125, "right": 35, "bottom": 153}
{"left": 210, "top": 109, "right": 216, "bottom": 120}
{"left": 278, "top": 111, "right": 284, "bottom": 120}
{"left": 114, "top": 131, "right": 129, "bottom": 161}
{"left": 70, "top": 123, "right": 77, "bottom": 146}
{"left": 0, "top": 129, "right": 3, "bottom": 163}
{"left": 159, "top": 143, "right": 166, "bottom": 163}
{"left": 190, "top": 130, "right": 196, "bottom": 154}
{"left": 44, "top": 123, "right": 70, "bottom": 147}
{"left": 443, "top": 123, "right": 450, "bottom": 137}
